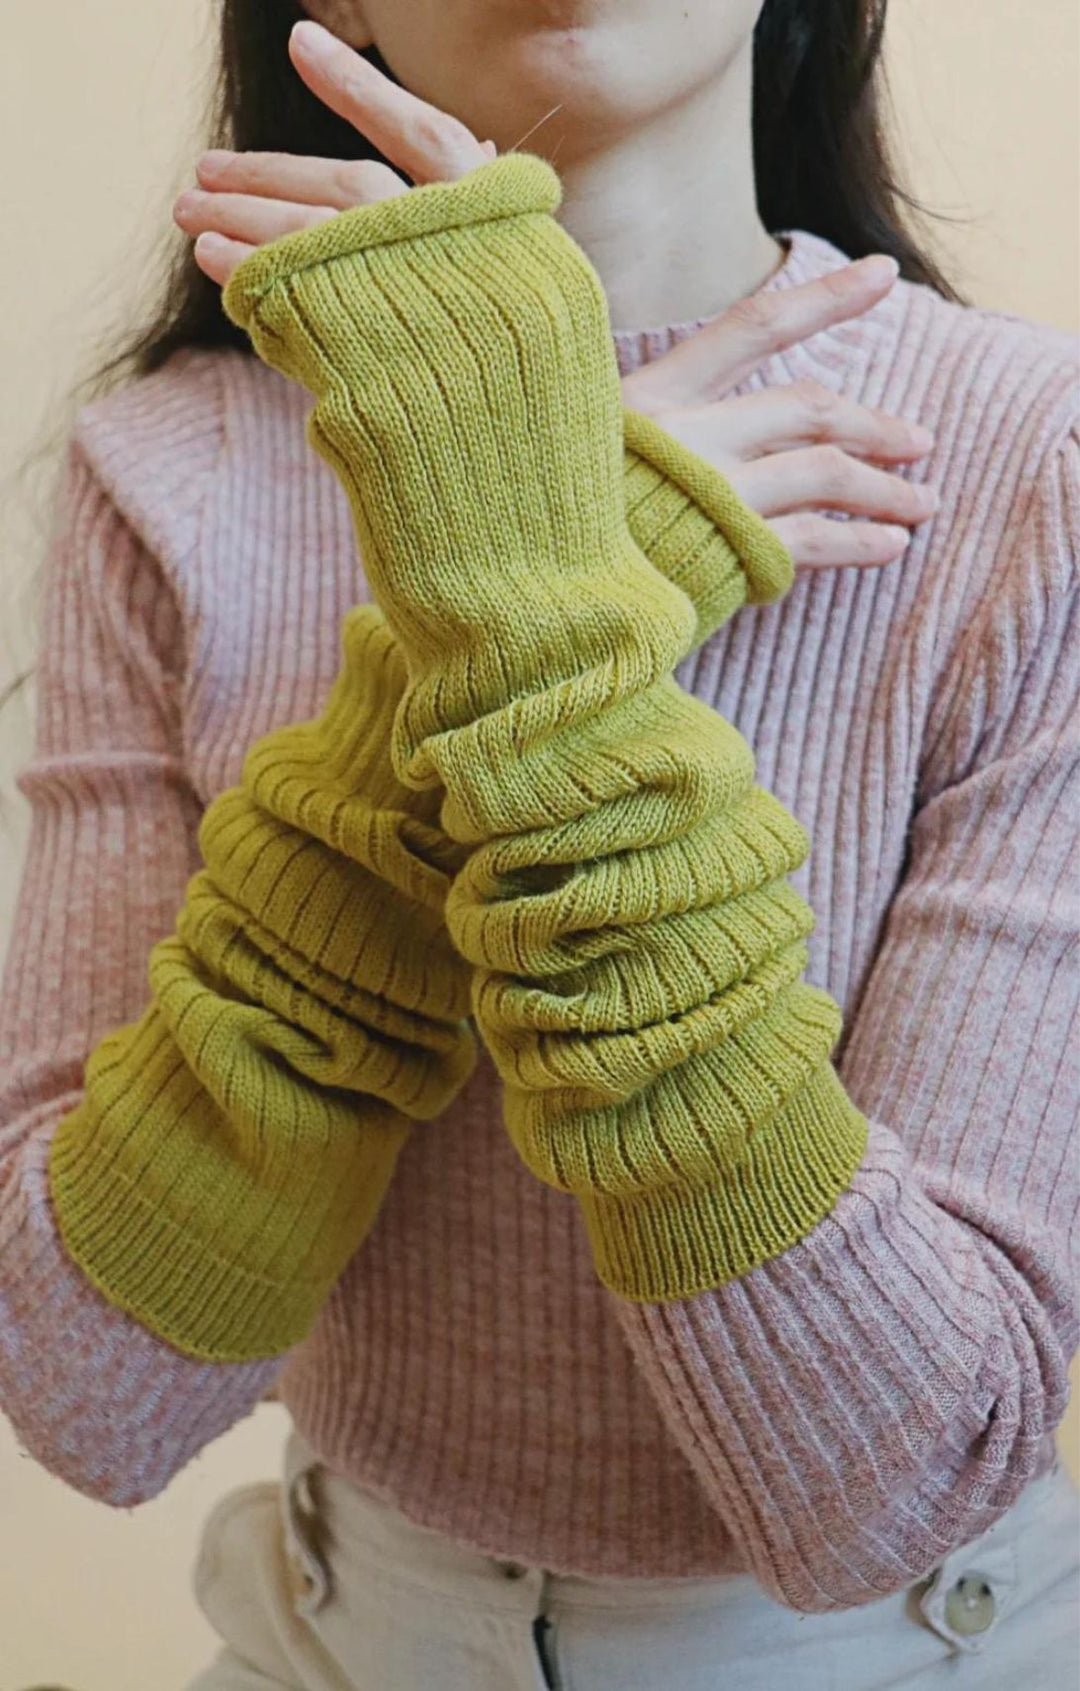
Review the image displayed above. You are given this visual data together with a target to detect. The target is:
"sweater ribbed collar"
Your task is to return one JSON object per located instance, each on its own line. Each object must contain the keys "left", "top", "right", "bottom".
{"left": 610, "top": 227, "right": 868, "bottom": 380}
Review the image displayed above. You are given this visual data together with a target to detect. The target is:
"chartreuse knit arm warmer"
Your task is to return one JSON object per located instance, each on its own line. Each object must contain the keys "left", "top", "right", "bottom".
{"left": 47, "top": 610, "right": 475, "bottom": 1363}
{"left": 221, "top": 151, "right": 869, "bottom": 1304}
{"left": 44, "top": 189, "right": 791, "bottom": 1367}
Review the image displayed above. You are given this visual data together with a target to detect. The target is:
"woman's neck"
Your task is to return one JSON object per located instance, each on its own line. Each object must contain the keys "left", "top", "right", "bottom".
{"left": 551, "top": 38, "right": 784, "bottom": 334}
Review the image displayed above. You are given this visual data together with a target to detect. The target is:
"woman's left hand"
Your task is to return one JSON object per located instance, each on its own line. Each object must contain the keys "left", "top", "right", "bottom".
{"left": 178, "top": 17, "right": 934, "bottom": 575}
{"left": 174, "top": 19, "right": 495, "bottom": 286}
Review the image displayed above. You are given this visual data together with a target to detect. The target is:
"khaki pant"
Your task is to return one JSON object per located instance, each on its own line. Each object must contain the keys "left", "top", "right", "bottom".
{"left": 186, "top": 1425, "right": 1079, "bottom": 1690}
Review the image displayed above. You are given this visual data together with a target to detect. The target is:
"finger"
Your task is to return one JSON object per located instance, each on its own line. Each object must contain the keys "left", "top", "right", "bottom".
{"left": 730, "top": 445, "right": 940, "bottom": 524}
{"left": 770, "top": 514, "right": 913, "bottom": 572}
{"left": 174, "top": 188, "right": 341, "bottom": 247}
{"left": 289, "top": 20, "right": 489, "bottom": 184}
{"left": 192, "top": 230, "right": 258, "bottom": 288}
{"left": 677, "top": 381, "right": 934, "bottom": 465}
{"left": 194, "top": 148, "right": 407, "bottom": 210}
{"left": 625, "top": 255, "right": 901, "bottom": 407}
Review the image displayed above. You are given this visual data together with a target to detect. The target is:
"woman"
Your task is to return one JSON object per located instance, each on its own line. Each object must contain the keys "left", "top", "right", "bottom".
{"left": 1, "top": 3, "right": 1076, "bottom": 1687}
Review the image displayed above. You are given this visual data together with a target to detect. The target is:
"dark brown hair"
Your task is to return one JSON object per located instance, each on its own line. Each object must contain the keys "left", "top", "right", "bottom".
{"left": 2, "top": 0, "right": 960, "bottom": 724}
{"left": 71, "top": 0, "right": 965, "bottom": 394}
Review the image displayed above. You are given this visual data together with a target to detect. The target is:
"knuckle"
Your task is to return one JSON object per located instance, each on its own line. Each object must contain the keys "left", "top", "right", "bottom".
{"left": 788, "top": 515, "right": 825, "bottom": 560}
{"left": 336, "top": 159, "right": 393, "bottom": 201}
{"left": 333, "top": 160, "right": 365, "bottom": 200}
{"left": 812, "top": 443, "right": 849, "bottom": 492}
{"left": 622, "top": 381, "right": 663, "bottom": 417}
{"left": 443, "top": 112, "right": 478, "bottom": 150}
{"left": 342, "top": 70, "right": 372, "bottom": 107}
{"left": 794, "top": 379, "right": 835, "bottom": 434}
{"left": 413, "top": 107, "right": 472, "bottom": 161}
{"left": 726, "top": 293, "right": 779, "bottom": 347}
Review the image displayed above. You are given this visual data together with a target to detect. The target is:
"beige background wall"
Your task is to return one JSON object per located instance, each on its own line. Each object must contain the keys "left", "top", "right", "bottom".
{"left": 1, "top": 2, "right": 1077, "bottom": 1686}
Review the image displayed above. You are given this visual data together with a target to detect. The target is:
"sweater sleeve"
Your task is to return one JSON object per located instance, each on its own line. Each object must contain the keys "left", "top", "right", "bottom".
{"left": 41, "top": 305, "right": 793, "bottom": 1368}
{"left": 44, "top": 593, "right": 475, "bottom": 1366}
{"left": 0, "top": 440, "right": 279, "bottom": 1501}
{"left": 611, "top": 427, "right": 1080, "bottom": 1611}
{"left": 220, "top": 150, "right": 869, "bottom": 1304}
{"left": 0, "top": 358, "right": 789, "bottom": 1500}
{"left": 1, "top": 431, "right": 478, "bottom": 1510}
{"left": 39, "top": 551, "right": 475, "bottom": 1363}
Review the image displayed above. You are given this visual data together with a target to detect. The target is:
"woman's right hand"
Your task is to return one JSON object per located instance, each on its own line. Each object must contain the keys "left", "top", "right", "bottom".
{"left": 621, "top": 256, "right": 939, "bottom": 572}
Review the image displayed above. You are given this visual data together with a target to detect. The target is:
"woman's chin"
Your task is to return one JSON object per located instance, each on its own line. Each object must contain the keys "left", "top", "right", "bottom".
{"left": 472, "top": 27, "right": 690, "bottom": 154}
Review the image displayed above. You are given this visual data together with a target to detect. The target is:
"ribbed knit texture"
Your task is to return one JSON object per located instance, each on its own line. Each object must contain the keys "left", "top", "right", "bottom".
{"left": 46, "top": 601, "right": 475, "bottom": 1361}
{"left": 43, "top": 155, "right": 798, "bottom": 1359}
{"left": 0, "top": 224, "right": 1076, "bottom": 1599}
{"left": 220, "top": 152, "right": 868, "bottom": 1301}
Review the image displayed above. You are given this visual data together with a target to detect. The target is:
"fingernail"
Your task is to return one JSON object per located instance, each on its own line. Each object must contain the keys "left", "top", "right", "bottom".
{"left": 195, "top": 231, "right": 227, "bottom": 252}
{"left": 910, "top": 423, "right": 935, "bottom": 450}
{"left": 197, "top": 149, "right": 233, "bottom": 178}
{"left": 292, "top": 19, "right": 330, "bottom": 53}
{"left": 884, "top": 525, "right": 909, "bottom": 546}
{"left": 859, "top": 253, "right": 900, "bottom": 283}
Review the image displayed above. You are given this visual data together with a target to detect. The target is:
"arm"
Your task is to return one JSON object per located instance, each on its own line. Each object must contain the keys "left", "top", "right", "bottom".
{"left": 613, "top": 429, "right": 1080, "bottom": 1608}
{"left": 49, "top": 229, "right": 793, "bottom": 1371}
{"left": 0, "top": 440, "right": 279, "bottom": 1501}
{"left": 3, "top": 306, "right": 789, "bottom": 1500}
{"left": 0, "top": 433, "right": 476, "bottom": 1510}
{"left": 42, "top": 581, "right": 475, "bottom": 1368}
{"left": 220, "top": 159, "right": 1076, "bottom": 1599}
{"left": 220, "top": 152, "right": 868, "bottom": 1305}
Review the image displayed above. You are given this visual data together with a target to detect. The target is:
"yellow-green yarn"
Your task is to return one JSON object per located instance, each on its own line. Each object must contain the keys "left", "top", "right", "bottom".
{"left": 221, "top": 149, "right": 869, "bottom": 1304}
{"left": 44, "top": 380, "right": 796, "bottom": 1367}
{"left": 48, "top": 608, "right": 474, "bottom": 1363}
{"left": 44, "top": 409, "right": 790, "bottom": 1366}
{"left": 622, "top": 405, "right": 793, "bottom": 644}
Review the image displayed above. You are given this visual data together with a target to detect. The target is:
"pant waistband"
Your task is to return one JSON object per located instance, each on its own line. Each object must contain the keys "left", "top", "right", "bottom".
{"left": 279, "top": 1425, "right": 1077, "bottom": 1652}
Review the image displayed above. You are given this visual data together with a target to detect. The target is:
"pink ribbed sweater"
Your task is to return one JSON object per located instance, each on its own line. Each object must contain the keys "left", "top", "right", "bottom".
{"left": 1, "top": 229, "right": 1077, "bottom": 1608}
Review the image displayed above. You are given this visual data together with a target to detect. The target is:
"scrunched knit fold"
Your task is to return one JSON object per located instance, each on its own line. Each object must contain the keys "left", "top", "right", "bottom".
{"left": 222, "top": 150, "right": 869, "bottom": 1303}
{"left": 47, "top": 608, "right": 474, "bottom": 1362}
{"left": 45, "top": 162, "right": 799, "bottom": 1363}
